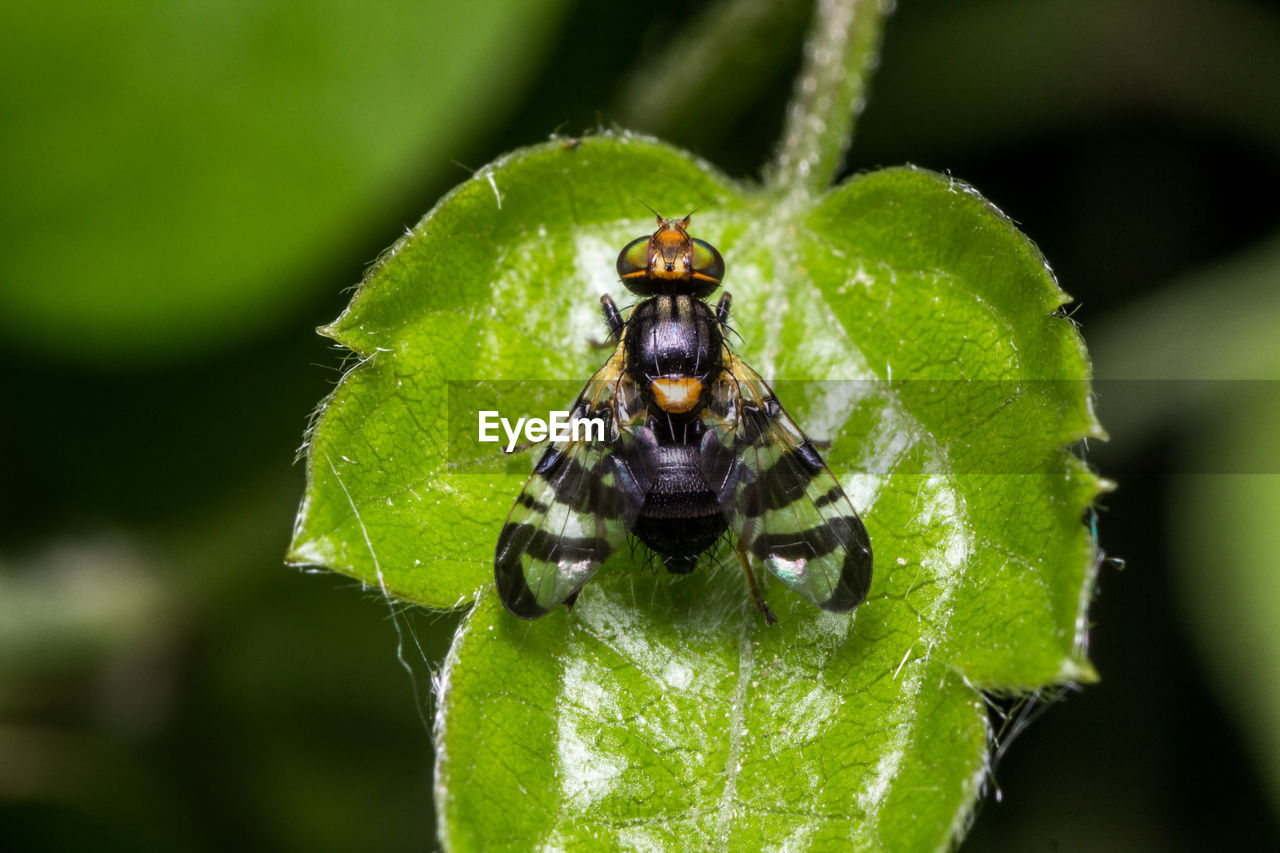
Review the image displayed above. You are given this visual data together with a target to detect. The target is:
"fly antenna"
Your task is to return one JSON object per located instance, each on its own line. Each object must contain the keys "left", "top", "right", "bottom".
{"left": 632, "top": 197, "right": 664, "bottom": 223}
{"left": 683, "top": 198, "right": 717, "bottom": 220}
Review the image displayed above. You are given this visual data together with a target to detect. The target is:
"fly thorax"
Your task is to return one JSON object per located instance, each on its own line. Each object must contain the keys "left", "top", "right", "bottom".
{"left": 626, "top": 296, "right": 724, "bottom": 416}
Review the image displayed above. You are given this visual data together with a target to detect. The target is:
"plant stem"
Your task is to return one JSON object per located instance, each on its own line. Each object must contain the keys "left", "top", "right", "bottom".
{"left": 765, "top": 0, "right": 890, "bottom": 198}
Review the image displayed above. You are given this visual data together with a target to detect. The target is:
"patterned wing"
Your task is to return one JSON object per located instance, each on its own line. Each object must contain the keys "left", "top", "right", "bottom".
{"left": 494, "top": 348, "right": 649, "bottom": 619}
{"left": 699, "top": 354, "right": 872, "bottom": 612}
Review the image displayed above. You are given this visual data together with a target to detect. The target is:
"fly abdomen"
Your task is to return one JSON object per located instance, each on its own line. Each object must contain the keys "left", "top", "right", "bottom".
{"left": 637, "top": 444, "right": 716, "bottom": 517}
{"left": 631, "top": 443, "right": 727, "bottom": 568}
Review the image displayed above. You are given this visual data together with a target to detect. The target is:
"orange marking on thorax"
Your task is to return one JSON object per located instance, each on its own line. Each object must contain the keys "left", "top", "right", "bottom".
{"left": 650, "top": 377, "right": 703, "bottom": 413}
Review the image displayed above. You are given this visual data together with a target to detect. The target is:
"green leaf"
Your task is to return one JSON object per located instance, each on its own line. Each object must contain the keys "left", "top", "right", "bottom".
{"left": 289, "top": 134, "right": 1104, "bottom": 850}
{"left": 0, "top": 0, "right": 568, "bottom": 363}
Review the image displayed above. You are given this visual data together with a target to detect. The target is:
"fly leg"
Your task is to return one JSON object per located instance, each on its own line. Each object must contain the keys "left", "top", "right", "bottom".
{"left": 715, "top": 291, "right": 732, "bottom": 327}
{"left": 587, "top": 295, "right": 625, "bottom": 349}
{"left": 600, "top": 294, "right": 625, "bottom": 340}
{"left": 735, "top": 541, "right": 778, "bottom": 626}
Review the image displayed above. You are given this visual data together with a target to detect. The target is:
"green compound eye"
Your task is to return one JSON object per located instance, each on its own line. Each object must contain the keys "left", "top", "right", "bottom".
{"left": 691, "top": 238, "right": 724, "bottom": 284}
{"left": 616, "top": 235, "right": 650, "bottom": 280}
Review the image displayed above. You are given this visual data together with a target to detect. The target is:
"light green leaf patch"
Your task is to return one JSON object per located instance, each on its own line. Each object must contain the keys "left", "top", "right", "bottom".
{"left": 289, "top": 134, "right": 1105, "bottom": 850}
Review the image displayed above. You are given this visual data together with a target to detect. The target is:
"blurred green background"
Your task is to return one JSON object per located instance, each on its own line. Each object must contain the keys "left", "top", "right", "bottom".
{"left": 3, "top": 0, "right": 1279, "bottom": 849}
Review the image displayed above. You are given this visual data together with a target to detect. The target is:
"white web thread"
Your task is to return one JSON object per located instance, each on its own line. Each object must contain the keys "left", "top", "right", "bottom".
{"left": 326, "top": 452, "right": 430, "bottom": 730}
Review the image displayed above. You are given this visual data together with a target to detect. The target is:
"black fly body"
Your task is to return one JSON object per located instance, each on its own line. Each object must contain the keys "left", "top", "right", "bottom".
{"left": 494, "top": 213, "right": 872, "bottom": 624}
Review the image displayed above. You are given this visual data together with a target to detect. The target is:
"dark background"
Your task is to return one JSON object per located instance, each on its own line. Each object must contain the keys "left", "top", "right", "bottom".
{"left": 3, "top": 0, "right": 1279, "bottom": 849}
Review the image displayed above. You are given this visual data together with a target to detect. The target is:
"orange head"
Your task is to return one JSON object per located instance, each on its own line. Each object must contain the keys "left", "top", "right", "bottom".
{"left": 615, "top": 213, "right": 724, "bottom": 298}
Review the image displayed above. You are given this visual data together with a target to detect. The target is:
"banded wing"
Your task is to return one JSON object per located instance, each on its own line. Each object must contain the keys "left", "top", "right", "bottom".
{"left": 494, "top": 348, "right": 649, "bottom": 619}
{"left": 700, "top": 354, "right": 872, "bottom": 612}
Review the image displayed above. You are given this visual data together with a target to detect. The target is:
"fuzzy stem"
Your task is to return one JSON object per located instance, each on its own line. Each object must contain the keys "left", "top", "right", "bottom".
{"left": 766, "top": 0, "right": 890, "bottom": 197}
